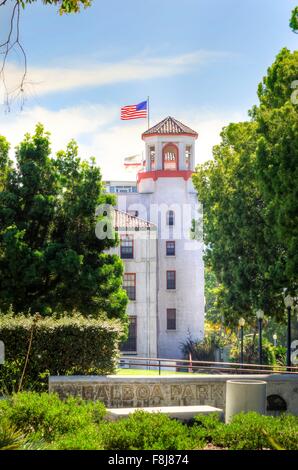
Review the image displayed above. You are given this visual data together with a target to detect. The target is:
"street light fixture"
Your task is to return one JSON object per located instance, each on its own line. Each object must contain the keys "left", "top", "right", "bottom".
{"left": 273, "top": 333, "right": 277, "bottom": 347}
{"left": 284, "top": 294, "right": 294, "bottom": 370}
{"left": 238, "top": 317, "right": 245, "bottom": 365}
{"left": 256, "top": 309, "right": 264, "bottom": 366}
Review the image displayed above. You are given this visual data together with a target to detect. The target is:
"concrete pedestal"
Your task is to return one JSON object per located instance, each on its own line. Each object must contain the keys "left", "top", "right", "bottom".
{"left": 225, "top": 379, "right": 267, "bottom": 423}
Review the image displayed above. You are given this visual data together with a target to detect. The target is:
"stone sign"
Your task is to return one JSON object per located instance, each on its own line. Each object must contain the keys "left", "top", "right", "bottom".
{"left": 49, "top": 380, "right": 225, "bottom": 409}
{"left": 49, "top": 374, "right": 298, "bottom": 415}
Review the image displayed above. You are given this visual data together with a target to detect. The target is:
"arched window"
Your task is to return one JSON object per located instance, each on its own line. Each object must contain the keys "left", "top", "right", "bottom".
{"left": 166, "top": 210, "right": 175, "bottom": 226}
{"left": 163, "top": 144, "right": 178, "bottom": 171}
{"left": 149, "top": 146, "right": 156, "bottom": 170}
{"left": 185, "top": 145, "right": 191, "bottom": 170}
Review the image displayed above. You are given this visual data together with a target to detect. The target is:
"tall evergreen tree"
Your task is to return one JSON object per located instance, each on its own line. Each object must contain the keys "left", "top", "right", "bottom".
{"left": 193, "top": 48, "right": 298, "bottom": 324}
{"left": 0, "top": 124, "right": 127, "bottom": 319}
{"left": 193, "top": 121, "right": 283, "bottom": 324}
{"left": 255, "top": 48, "right": 298, "bottom": 293}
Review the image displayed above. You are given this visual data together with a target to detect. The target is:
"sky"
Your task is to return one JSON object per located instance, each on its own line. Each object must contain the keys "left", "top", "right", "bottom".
{"left": 0, "top": 0, "right": 297, "bottom": 180}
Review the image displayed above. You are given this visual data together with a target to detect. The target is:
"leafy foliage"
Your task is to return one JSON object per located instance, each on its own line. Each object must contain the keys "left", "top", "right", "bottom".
{"left": 17, "top": 0, "right": 92, "bottom": 15}
{"left": 47, "top": 425, "right": 103, "bottom": 450}
{"left": 0, "top": 312, "right": 124, "bottom": 392}
{"left": 202, "top": 412, "right": 298, "bottom": 450}
{"left": 100, "top": 410, "right": 204, "bottom": 450}
{"left": 193, "top": 48, "right": 298, "bottom": 324}
{"left": 0, "top": 419, "right": 27, "bottom": 450}
{"left": 0, "top": 125, "right": 128, "bottom": 319}
{"left": 255, "top": 48, "right": 298, "bottom": 293}
{"left": 0, "top": 392, "right": 105, "bottom": 442}
{"left": 204, "top": 266, "right": 223, "bottom": 323}
{"left": 230, "top": 335, "right": 277, "bottom": 365}
{"left": 1, "top": 392, "right": 298, "bottom": 450}
{"left": 181, "top": 322, "right": 237, "bottom": 361}
{"left": 290, "top": 6, "right": 298, "bottom": 33}
{"left": 0, "top": 137, "right": 11, "bottom": 192}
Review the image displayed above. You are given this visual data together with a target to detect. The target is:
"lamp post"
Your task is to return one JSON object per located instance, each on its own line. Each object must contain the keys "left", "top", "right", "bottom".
{"left": 238, "top": 317, "right": 245, "bottom": 365}
{"left": 284, "top": 294, "right": 294, "bottom": 370}
{"left": 273, "top": 333, "right": 277, "bottom": 347}
{"left": 256, "top": 309, "right": 264, "bottom": 366}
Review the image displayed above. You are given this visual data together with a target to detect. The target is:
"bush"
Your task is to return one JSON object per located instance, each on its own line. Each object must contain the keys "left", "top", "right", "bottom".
{"left": 101, "top": 411, "right": 205, "bottom": 450}
{"left": 180, "top": 335, "right": 217, "bottom": 361}
{"left": 0, "top": 313, "right": 124, "bottom": 392}
{"left": 192, "top": 413, "right": 222, "bottom": 441}
{"left": 0, "top": 419, "right": 27, "bottom": 450}
{"left": 198, "top": 412, "right": 298, "bottom": 450}
{"left": 1, "top": 391, "right": 298, "bottom": 450}
{"left": 230, "top": 336, "right": 277, "bottom": 365}
{"left": 48, "top": 425, "right": 103, "bottom": 450}
{"left": 274, "top": 346, "right": 287, "bottom": 366}
{"left": 0, "top": 392, "right": 106, "bottom": 442}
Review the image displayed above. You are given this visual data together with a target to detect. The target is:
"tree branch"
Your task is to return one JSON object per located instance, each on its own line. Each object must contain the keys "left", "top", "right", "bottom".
{"left": 0, "top": 1, "right": 27, "bottom": 111}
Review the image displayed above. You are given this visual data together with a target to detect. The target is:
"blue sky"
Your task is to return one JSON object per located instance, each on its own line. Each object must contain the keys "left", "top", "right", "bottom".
{"left": 0, "top": 0, "right": 297, "bottom": 179}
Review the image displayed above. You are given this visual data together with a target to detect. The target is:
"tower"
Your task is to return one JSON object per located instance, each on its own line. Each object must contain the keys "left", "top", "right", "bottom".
{"left": 110, "top": 116, "right": 204, "bottom": 359}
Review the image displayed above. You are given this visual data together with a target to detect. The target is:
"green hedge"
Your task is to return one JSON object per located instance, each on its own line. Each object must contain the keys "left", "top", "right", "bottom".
{"left": 0, "top": 313, "right": 124, "bottom": 392}
{"left": 1, "top": 392, "right": 298, "bottom": 450}
{"left": 194, "top": 412, "right": 298, "bottom": 450}
{"left": 100, "top": 410, "right": 203, "bottom": 450}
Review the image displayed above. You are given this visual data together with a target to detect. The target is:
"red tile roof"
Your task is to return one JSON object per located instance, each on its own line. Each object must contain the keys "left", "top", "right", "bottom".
{"left": 142, "top": 116, "right": 198, "bottom": 138}
{"left": 113, "top": 209, "right": 156, "bottom": 231}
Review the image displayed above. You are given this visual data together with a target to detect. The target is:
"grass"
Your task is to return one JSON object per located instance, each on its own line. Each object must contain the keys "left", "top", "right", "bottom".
{"left": 114, "top": 368, "right": 199, "bottom": 376}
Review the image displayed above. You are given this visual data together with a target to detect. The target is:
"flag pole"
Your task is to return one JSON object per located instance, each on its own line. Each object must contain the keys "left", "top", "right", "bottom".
{"left": 147, "top": 96, "right": 150, "bottom": 129}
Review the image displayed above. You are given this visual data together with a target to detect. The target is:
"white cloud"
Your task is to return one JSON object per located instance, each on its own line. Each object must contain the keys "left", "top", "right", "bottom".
{"left": 0, "top": 103, "right": 247, "bottom": 181}
{"left": 184, "top": 109, "right": 248, "bottom": 165}
{"left": 1, "top": 50, "right": 229, "bottom": 98}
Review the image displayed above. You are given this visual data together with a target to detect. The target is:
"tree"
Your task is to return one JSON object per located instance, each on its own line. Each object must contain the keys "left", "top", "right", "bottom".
{"left": 0, "top": 136, "right": 11, "bottom": 190}
{"left": 0, "top": 124, "right": 128, "bottom": 319}
{"left": 255, "top": 48, "right": 298, "bottom": 294}
{"left": 194, "top": 121, "right": 284, "bottom": 325}
{"left": 193, "top": 48, "right": 298, "bottom": 325}
{"left": 0, "top": 0, "right": 93, "bottom": 110}
{"left": 290, "top": 6, "right": 298, "bottom": 33}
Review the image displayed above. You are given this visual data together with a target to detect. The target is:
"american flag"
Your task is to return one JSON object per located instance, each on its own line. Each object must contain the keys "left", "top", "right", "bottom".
{"left": 121, "top": 100, "right": 147, "bottom": 120}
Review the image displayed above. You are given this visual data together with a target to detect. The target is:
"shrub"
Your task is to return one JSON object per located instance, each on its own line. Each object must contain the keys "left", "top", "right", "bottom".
{"left": 0, "top": 392, "right": 106, "bottom": 441}
{"left": 208, "top": 412, "right": 298, "bottom": 450}
{"left": 0, "top": 313, "right": 124, "bottom": 392}
{"left": 180, "top": 335, "right": 217, "bottom": 361}
{"left": 274, "top": 346, "right": 287, "bottom": 367}
{"left": 47, "top": 425, "right": 103, "bottom": 450}
{"left": 230, "top": 336, "right": 277, "bottom": 365}
{"left": 192, "top": 413, "right": 222, "bottom": 441}
{"left": 0, "top": 419, "right": 27, "bottom": 450}
{"left": 101, "top": 411, "right": 205, "bottom": 450}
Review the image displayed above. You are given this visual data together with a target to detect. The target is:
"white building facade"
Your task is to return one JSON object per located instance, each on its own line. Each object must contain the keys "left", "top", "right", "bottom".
{"left": 107, "top": 117, "right": 204, "bottom": 359}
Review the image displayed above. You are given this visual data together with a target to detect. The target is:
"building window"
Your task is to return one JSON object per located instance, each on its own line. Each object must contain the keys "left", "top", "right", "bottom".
{"left": 149, "top": 146, "right": 156, "bottom": 171}
{"left": 123, "top": 273, "right": 136, "bottom": 301}
{"left": 185, "top": 145, "right": 191, "bottom": 170}
{"left": 167, "top": 309, "right": 176, "bottom": 330}
{"left": 120, "top": 316, "right": 137, "bottom": 352}
{"left": 163, "top": 143, "right": 178, "bottom": 171}
{"left": 166, "top": 241, "right": 175, "bottom": 256}
{"left": 166, "top": 210, "right": 175, "bottom": 226}
{"left": 120, "top": 235, "right": 134, "bottom": 259}
{"left": 167, "top": 270, "right": 176, "bottom": 289}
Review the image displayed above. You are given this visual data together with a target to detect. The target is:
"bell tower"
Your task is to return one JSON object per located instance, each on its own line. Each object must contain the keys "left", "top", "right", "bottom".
{"left": 138, "top": 116, "right": 198, "bottom": 193}
{"left": 113, "top": 116, "right": 204, "bottom": 360}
